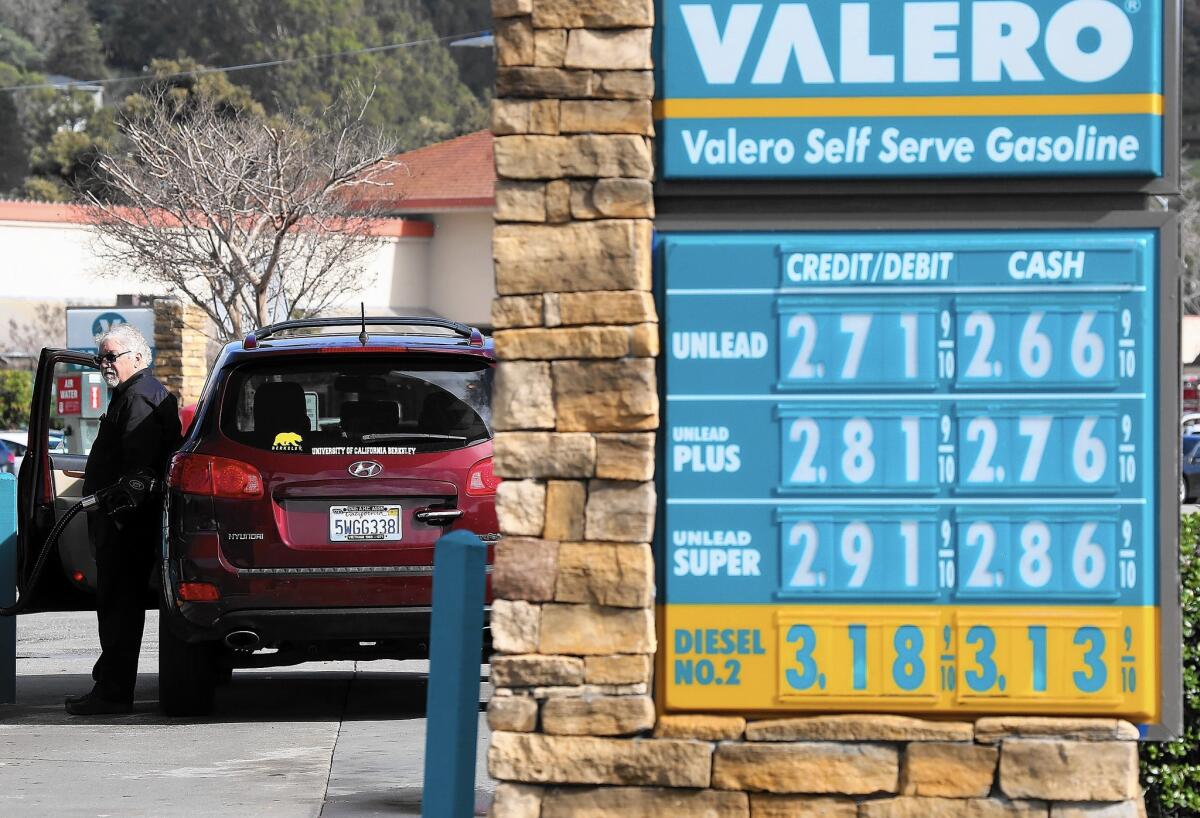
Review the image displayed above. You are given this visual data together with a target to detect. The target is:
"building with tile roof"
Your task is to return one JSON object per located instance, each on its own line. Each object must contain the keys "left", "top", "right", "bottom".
{"left": 0, "top": 130, "right": 498, "bottom": 358}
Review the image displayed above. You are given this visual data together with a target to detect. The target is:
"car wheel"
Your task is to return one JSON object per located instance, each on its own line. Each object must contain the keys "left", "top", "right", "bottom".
{"left": 158, "top": 616, "right": 218, "bottom": 716}
{"left": 1182, "top": 475, "right": 1191, "bottom": 505}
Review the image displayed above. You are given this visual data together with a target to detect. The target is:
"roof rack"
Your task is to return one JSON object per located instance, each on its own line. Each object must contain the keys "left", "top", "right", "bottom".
{"left": 243, "top": 316, "right": 484, "bottom": 349}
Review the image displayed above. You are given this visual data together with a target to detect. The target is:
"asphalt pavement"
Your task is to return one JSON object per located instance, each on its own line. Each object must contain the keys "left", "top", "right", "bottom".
{"left": 0, "top": 611, "right": 495, "bottom": 817}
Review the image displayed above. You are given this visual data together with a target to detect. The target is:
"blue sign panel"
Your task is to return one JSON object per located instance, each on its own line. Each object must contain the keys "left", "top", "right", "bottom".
{"left": 659, "top": 229, "right": 1162, "bottom": 718}
{"left": 657, "top": 0, "right": 1164, "bottom": 179}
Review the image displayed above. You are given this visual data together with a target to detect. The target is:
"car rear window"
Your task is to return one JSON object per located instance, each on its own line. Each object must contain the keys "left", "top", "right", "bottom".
{"left": 219, "top": 356, "right": 493, "bottom": 455}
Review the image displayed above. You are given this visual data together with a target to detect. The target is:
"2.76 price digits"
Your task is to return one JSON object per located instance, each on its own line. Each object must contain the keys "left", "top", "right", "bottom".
{"left": 956, "top": 409, "right": 1122, "bottom": 493}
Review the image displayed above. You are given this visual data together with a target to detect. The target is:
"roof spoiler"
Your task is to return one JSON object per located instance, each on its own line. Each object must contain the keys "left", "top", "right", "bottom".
{"left": 243, "top": 316, "right": 484, "bottom": 350}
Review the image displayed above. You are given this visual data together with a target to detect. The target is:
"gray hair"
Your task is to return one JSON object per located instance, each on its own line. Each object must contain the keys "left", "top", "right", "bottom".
{"left": 96, "top": 323, "right": 152, "bottom": 364}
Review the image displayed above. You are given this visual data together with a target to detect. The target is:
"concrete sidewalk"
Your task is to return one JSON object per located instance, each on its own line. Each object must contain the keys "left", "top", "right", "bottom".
{"left": 0, "top": 612, "right": 494, "bottom": 817}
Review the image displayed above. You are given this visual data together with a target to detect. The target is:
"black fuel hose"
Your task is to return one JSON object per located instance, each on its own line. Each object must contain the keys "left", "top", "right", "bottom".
{"left": 0, "top": 495, "right": 94, "bottom": 617}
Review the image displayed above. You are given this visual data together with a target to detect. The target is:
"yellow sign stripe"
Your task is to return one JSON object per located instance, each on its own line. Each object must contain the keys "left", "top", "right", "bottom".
{"left": 654, "top": 93, "right": 1164, "bottom": 119}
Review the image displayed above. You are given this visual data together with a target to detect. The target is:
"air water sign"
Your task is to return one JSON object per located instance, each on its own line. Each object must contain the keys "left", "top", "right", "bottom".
{"left": 658, "top": 0, "right": 1163, "bottom": 178}
{"left": 660, "top": 229, "right": 1163, "bottom": 719}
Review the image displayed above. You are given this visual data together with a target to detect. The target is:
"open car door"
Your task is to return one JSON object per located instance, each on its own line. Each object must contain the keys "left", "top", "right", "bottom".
{"left": 16, "top": 348, "right": 102, "bottom": 612}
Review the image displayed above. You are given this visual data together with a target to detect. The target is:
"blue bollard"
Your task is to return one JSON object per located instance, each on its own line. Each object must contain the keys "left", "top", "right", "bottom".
{"left": 422, "top": 529, "right": 488, "bottom": 818}
{"left": 0, "top": 475, "right": 15, "bottom": 704}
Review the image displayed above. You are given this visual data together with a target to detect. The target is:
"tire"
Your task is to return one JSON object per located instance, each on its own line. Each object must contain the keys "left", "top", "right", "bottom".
{"left": 158, "top": 616, "right": 218, "bottom": 716}
{"left": 1183, "top": 475, "right": 1191, "bottom": 505}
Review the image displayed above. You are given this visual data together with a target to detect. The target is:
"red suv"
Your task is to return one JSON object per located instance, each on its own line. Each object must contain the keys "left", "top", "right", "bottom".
{"left": 18, "top": 317, "right": 498, "bottom": 716}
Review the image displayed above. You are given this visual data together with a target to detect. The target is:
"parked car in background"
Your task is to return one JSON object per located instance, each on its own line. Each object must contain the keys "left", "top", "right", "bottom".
{"left": 1183, "top": 434, "right": 1200, "bottom": 504}
{"left": 1184, "top": 374, "right": 1200, "bottom": 415}
{"left": 0, "top": 432, "right": 26, "bottom": 474}
{"left": 0, "top": 439, "right": 16, "bottom": 475}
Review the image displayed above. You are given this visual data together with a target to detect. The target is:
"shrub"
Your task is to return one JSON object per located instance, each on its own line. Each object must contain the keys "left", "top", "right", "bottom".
{"left": 0, "top": 370, "right": 32, "bottom": 429}
{"left": 1142, "top": 513, "right": 1200, "bottom": 816}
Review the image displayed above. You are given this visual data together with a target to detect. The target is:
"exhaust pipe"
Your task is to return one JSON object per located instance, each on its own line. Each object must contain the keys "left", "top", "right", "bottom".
{"left": 224, "top": 630, "right": 261, "bottom": 650}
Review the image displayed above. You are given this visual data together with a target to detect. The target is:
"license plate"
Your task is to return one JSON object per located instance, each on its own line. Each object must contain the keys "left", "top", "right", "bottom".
{"left": 329, "top": 505, "right": 402, "bottom": 542}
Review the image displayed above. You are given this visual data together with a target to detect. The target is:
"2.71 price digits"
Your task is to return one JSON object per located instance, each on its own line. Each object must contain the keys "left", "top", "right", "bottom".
{"left": 778, "top": 305, "right": 939, "bottom": 389}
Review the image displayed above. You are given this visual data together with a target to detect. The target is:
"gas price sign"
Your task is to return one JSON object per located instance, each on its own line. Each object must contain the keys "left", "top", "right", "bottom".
{"left": 659, "top": 228, "right": 1166, "bottom": 721}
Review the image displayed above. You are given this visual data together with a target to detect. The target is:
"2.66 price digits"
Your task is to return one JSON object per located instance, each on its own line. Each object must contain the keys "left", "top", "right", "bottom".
{"left": 955, "top": 304, "right": 1129, "bottom": 388}
{"left": 781, "top": 515, "right": 939, "bottom": 598}
{"left": 955, "top": 515, "right": 1120, "bottom": 599}
{"left": 781, "top": 410, "right": 940, "bottom": 493}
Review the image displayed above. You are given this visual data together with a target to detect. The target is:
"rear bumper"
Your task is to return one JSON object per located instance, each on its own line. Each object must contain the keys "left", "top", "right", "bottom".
{"left": 164, "top": 602, "right": 490, "bottom": 646}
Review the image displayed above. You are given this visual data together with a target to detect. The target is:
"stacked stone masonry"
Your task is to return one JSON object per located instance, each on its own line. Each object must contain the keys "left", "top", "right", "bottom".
{"left": 152, "top": 298, "right": 210, "bottom": 407}
{"left": 487, "top": 1, "right": 1147, "bottom": 816}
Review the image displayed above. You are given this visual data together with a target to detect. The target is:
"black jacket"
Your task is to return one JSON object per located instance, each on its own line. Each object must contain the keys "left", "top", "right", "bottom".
{"left": 83, "top": 369, "right": 182, "bottom": 498}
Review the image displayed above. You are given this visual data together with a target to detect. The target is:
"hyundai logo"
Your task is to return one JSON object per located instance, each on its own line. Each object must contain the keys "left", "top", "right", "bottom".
{"left": 348, "top": 461, "right": 383, "bottom": 478}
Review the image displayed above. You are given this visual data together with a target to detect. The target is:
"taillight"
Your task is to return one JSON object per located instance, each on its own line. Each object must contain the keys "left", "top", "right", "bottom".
{"left": 177, "top": 582, "right": 221, "bottom": 601}
{"left": 466, "top": 457, "right": 500, "bottom": 496}
{"left": 168, "top": 453, "right": 263, "bottom": 499}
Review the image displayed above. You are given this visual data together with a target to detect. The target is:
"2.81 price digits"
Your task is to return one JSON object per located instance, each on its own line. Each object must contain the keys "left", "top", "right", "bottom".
{"left": 780, "top": 409, "right": 941, "bottom": 493}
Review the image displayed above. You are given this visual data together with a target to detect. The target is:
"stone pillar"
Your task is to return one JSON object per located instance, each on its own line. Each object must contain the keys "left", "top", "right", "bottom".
{"left": 488, "top": 0, "right": 667, "bottom": 810}
{"left": 152, "top": 298, "right": 209, "bottom": 407}
{"left": 486, "top": 2, "right": 1150, "bottom": 816}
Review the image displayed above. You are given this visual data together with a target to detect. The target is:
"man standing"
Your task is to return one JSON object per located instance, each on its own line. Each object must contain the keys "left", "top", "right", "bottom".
{"left": 66, "top": 324, "right": 181, "bottom": 715}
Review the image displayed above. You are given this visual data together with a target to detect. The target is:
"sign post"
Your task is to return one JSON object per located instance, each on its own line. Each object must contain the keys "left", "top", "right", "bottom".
{"left": 657, "top": 214, "right": 1179, "bottom": 733}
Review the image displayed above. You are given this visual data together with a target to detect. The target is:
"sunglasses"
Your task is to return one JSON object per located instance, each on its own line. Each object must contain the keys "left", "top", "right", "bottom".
{"left": 93, "top": 350, "right": 132, "bottom": 366}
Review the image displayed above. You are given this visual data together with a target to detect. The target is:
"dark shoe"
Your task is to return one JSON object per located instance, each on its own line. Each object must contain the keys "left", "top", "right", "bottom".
{"left": 64, "top": 686, "right": 100, "bottom": 706}
{"left": 65, "top": 693, "right": 132, "bottom": 715}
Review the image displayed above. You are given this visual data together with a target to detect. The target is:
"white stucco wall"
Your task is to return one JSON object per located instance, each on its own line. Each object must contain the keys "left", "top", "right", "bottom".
{"left": 427, "top": 210, "right": 496, "bottom": 327}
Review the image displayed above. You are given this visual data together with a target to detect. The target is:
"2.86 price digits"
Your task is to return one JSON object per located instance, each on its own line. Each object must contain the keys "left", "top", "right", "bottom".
{"left": 955, "top": 515, "right": 1120, "bottom": 599}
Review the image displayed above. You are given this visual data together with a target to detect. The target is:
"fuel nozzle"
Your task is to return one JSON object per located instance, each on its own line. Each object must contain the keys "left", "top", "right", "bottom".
{"left": 85, "top": 469, "right": 161, "bottom": 519}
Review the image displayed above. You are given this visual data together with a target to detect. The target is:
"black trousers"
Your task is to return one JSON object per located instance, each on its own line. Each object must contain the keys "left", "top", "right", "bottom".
{"left": 88, "top": 512, "right": 156, "bottom": 703}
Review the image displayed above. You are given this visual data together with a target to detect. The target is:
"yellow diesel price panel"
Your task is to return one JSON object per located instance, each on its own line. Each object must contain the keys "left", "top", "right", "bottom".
{"left": 662, "top": 604, "right": 1159, "bottom": 721}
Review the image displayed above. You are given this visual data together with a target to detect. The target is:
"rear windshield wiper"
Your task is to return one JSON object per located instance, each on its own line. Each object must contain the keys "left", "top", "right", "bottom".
{"left": 359, "top": 433, "right": 467, "bottom": 442}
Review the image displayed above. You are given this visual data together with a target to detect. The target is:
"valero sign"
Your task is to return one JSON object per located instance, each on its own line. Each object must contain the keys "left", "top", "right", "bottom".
{"left": 657, "top": 0, "right": 1164, "bottom": 179}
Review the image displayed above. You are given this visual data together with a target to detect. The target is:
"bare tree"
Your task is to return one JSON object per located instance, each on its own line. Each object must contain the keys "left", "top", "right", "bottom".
{"left": 83, "top": 89, "right": 399, "bottom": 342}
{"left": 6, "top": 302, "right": 65, "bottom": 369}
{"left": 1182, "top": 156, "right": 1200, "bottom": 317}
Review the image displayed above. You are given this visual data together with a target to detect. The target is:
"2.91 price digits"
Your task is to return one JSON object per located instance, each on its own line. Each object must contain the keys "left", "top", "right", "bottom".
{"left": 956, "top": 408, "right": 1125, "bottom": 492}
{"left": 781, "top": 514, "right": 939, "bottom": 598}
{"left": 955, "top": 514, "right": 1123, "bottom": 599}
{"left": 956, "top": 304, "right": 1129, "bottom": 388}
{"left": 780, "top": 409, "right": 941, "bottom": 493}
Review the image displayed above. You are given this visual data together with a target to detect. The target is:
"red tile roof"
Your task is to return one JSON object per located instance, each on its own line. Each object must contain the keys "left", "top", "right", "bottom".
{"left": 0, "top": 198, "right": 433, "bottom": 238}
{"left": 355, "top": 130, "right": 496, "bottom": 213}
